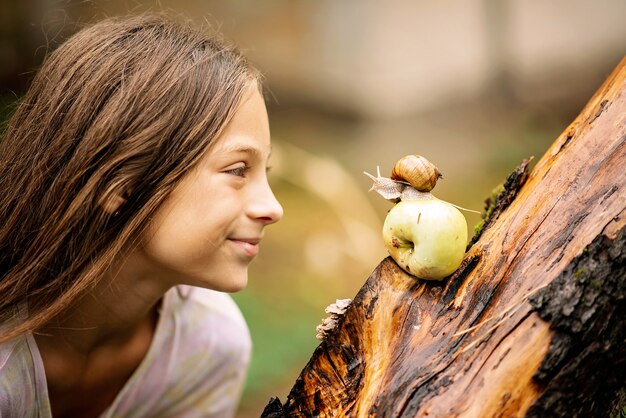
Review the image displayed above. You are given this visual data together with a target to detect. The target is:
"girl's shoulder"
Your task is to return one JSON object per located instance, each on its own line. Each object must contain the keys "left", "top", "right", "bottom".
{"left": 102, "top": 286, "right": 251, "bottom": 416}
{"left": 0, "top": 307, "right": 32, "bottom": 377}
{"left": 0, "top": 329, "right": 51, "bottom": 417}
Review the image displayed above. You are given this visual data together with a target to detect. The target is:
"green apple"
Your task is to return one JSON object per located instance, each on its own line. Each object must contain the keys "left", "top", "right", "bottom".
{"left": 383, "top": 197, "right": 468, "bottom": 280}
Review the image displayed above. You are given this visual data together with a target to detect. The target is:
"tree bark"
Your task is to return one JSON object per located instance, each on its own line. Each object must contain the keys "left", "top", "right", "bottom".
{"left": 262, "top": 57, "right": 626, "bottom": 418}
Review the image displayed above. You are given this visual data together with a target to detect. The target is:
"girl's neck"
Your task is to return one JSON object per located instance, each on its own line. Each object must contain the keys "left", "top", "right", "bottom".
{"left": 32, "top": 254, "right": 166, "bottom": 418}
{"left": 34, "top": 251, "right": 171, "bottom": 355}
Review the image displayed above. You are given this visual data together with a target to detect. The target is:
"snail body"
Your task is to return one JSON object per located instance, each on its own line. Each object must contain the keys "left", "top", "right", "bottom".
{"left": 365, "top": 154, "right": 468, "bottom": 280}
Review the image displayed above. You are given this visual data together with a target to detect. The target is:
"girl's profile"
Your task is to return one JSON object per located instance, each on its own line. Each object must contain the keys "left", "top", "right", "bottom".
{"left": 0, "top": 13, "right": 282, "bottom": 417}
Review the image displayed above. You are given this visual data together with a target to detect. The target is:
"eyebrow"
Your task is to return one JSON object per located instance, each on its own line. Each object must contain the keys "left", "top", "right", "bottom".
{"left": 220, "top": 144, "right": 272, "bottom": 160}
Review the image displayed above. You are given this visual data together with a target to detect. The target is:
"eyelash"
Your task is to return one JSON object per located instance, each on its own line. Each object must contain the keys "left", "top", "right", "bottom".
{"left": 225, "top": 164, "right": 272, "bottom": 178}
{"left": 226, "top": 165, "right": 250, "bottom": 177}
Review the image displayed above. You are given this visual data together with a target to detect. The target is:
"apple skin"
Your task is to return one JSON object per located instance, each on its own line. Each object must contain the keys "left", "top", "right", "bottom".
{"left": 383, "top": 198, "right": 468, "bottom": 280}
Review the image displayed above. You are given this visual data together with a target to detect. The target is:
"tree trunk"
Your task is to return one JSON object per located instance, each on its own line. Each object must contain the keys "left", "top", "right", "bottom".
{"left": 261, "top": 57, "right": 626, "bottom": 418}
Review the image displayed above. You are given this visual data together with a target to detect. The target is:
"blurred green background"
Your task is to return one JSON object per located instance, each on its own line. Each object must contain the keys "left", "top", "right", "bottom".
{"left": 1, "top": 1, "right": 625, "bottom": 416}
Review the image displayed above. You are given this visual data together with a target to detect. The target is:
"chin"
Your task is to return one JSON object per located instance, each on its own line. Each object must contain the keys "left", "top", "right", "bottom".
{"left": 219, "top": 279, "right": 248, "bottom": 293}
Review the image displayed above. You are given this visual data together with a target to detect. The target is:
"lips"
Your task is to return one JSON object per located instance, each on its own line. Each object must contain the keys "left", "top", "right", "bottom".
{"left": 228, "top": 237, "right": 261, "bottom": 257}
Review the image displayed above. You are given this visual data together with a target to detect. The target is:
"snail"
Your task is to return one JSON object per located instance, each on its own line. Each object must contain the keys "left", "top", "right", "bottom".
{"left": 365, "top": 155, "right": 468, "bottom": 280}
{"left": 391, "top": 154, "right": 442, "bottom": 192}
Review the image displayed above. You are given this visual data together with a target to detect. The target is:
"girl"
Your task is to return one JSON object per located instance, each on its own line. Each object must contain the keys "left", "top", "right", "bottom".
{"left": 0, "top": 13, "right": 282, "bottom": 417}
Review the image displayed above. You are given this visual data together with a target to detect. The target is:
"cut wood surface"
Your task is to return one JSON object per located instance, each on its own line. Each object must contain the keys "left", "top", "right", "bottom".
{"left": 261, "top": 57, "right": 626, "bottom": 417}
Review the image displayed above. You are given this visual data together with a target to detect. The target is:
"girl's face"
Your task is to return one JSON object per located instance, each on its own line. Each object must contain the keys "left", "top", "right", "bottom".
{"left": 136, "top": 83, "right": 283, "bottom": 292}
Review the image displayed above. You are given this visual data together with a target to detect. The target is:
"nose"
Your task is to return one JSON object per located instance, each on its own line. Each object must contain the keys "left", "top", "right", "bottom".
{"left": 249, "top": 179, "right": 283, "bottom": 225}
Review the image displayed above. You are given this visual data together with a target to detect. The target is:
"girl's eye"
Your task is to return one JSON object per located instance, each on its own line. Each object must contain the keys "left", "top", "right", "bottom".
{"left": 225, "top": 164, "right": 250, "bottom": 177}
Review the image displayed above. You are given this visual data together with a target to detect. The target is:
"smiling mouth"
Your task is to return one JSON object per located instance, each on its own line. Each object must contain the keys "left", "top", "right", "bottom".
{"left": 228, "top": 238, "right": 261, "bottom": 257}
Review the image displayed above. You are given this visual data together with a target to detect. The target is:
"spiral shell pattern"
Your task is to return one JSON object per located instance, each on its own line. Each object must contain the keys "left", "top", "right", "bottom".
{"left": 391, "top": 155, "right": 441, "bottom": 192}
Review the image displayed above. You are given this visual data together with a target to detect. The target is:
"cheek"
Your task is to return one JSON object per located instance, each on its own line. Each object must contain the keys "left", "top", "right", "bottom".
{"left": 142, "top": 194, "right": 238, "bottom": 265}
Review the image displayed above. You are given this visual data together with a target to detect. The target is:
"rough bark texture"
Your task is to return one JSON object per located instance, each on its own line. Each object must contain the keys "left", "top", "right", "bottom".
{"left": 527, "top": 230, "right": 625, "bottom": 417}
{"left": 262, "top": 57, "right": 626, "bottom": 418}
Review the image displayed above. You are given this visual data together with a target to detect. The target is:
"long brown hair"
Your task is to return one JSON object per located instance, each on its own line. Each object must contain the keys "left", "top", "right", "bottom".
{"left": 0, "top": 14, "right": 259, "bottom": 343}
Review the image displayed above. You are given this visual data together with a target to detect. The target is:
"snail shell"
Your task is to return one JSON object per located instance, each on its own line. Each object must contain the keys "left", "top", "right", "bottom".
{"left": 391, "top": 155, "right": 442, "bottom": 192}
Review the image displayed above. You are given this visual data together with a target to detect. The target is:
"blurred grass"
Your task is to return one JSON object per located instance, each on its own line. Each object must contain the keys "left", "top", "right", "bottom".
{"left": 232, "top": 288, "right": 321, "bottom": 400}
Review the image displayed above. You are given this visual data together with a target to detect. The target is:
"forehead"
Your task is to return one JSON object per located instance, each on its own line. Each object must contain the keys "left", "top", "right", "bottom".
{"left": 209, "top": 86, "right": 270, "bottom": 157}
